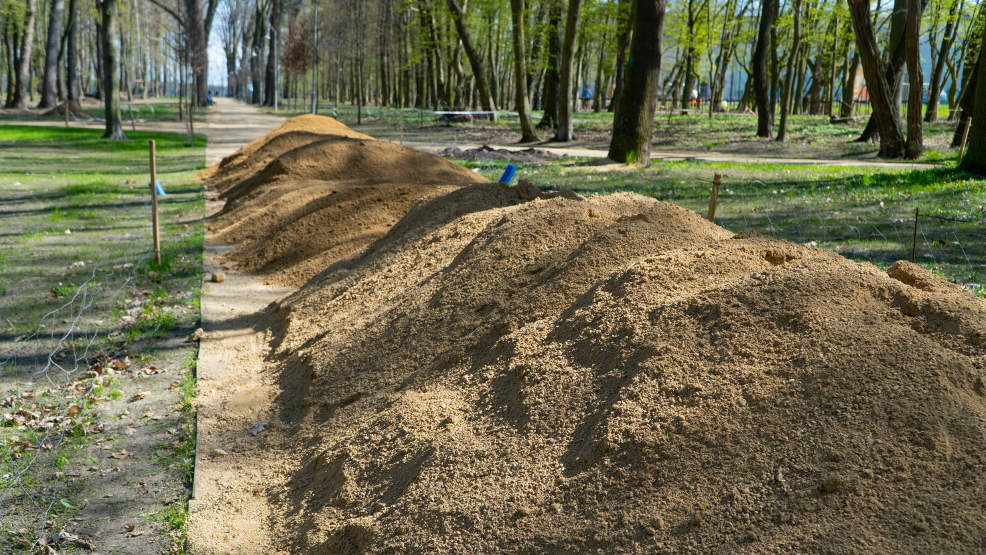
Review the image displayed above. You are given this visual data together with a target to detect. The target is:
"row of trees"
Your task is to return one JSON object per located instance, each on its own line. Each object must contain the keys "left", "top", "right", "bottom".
{"left": 2, "top": 0, "right": 985, "bottom": 165}
{"left": 221, "top": 0, "right": 983, "bottom": 161}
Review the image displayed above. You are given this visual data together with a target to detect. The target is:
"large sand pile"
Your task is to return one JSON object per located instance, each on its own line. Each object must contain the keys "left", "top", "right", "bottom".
{"left": 204, "top": 115, "right": 486, "bottom": 285}
{"left": 258, "top": 181, "right": 986, "bottom": 552}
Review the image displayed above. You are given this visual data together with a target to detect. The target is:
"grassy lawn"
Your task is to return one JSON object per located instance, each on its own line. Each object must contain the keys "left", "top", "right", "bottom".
{"left": 261, "top": 101, "right": 960, "bottom": 164}
{"left": 0, "top": 124, "right": 206, "bottom": 552}
{"left": 0, "top": 97, "right": 202, "bottom": 123}
{"left": 456, "top": 157, "right": 986, "bottom": 296}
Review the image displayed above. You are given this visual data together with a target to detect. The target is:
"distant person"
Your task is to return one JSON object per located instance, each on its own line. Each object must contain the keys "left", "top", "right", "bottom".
{"left": 579, "top": 85, "right": 594, "bottom": 111}
{"left": 206, "top": 90, "right": 215, "bottom": 106}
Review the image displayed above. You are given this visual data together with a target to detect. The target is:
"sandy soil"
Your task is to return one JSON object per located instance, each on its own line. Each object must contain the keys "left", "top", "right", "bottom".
{"left": 182, "top": 106, "right": 986, "bottom": 553}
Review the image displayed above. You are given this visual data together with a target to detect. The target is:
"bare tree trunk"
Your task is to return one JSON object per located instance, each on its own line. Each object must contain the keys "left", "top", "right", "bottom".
{"left": 249, "top": 0, "right": 264, "bottom": 105}
{"left": 510, "top": 0, "right": 538, "bottom": 142}
{"left": 847, "top": 0, "right": 904, "bottom": 157}
{"left": 609, "top": 0, "right": 666, "bottom": 164}
{"left": 263, "top": 0, "right": 281, "bottom": 106}
{"left": 855, "top": 0, "right": 913, "bottom": 142}
{"left": 904, "top": 0, "right": 922, "bottom": 158}
{"left": 925, "top": 0, "right": 961, "bottom": 123}
{"left": 608, "top": 0, "right": 631, "bottom": 113}
{"left": 12, "top": 0, "right": 37, "bottom": 109}
{"left": 39, "top": 0, "right": 66, "bottom": 108}
{"left": 776, "top": 0, "right": 802, "bottom": 141}
{"left": 447, "top": 0, "right": 496, "bottom": 113}
{"left": 538, "top": 0, "right": 562, "bottom": 128}
{"left": 555, "top": 0, "right": 581, "bottom": 141}
{"left": 959, "top": 34, "right": 986, "bottom": 173}
{"left": 753, "top": 0, "right": 778, "bottom": 137}
{"left": 66, "top": 0, "right": 79, "bottom": 104}
{"left": 99, "top": 0, "right": 124, "bottom": 139}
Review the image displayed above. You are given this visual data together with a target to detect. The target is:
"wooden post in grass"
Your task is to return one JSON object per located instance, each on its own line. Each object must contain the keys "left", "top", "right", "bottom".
{"left": 911, "top": 207, "right": 919, "bottom": 262}
{"left": 149, "top": 140, "right": 161, "bottom": 265}
{"left": 707, "top": 173, "right": 722, "bottom": 222}
{"left": 958, "top": 117, "right": 973, "bottom": 165}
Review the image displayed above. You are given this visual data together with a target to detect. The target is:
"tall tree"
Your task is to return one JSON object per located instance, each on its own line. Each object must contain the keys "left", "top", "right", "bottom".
{"left": 959, "top": 31, "right": 986, "bottom": 173}
{"left": 752, "top": 0, "right": 778, "bottom": 137}
{"left": 608, "top": 0, "right": 631, "bottom": 113}
{"left": 854, "top": 0, "right": 910, "bottom": 142}
{"left": 608, "top": 0, "right": 666, "bottom": 164}
{"left": 98, "top": 0, "right": 124, "bottom": 139}
{"left": 538, "top": 0, "right": 562, "bottom": 129}
{"left": 263, "top": 0, "right": 282, "bottom": 106}
{"left": 11, "top": 0, "right": 36, "bottom": 109}
{"left": 148, "top": 0, "right": 220, "bottom": 106}
{"left": 847, "top": 0, "right": 904, "bottom": 158}
{"left": 924, "top": 0, "right": 961, "bottom": 123}
{"left": 903, "top": 0, "right": 922, "bottom": 158}
{"left": 555, "top": 0, "right": 581, "bottom": 141}
{"left": 447, "top": 0, "right": 496, "bottom": 114}
{"left": 510, "top": 0, "right": 538, "bottom": 142}
{"left": 776, "top": 0, "right": 802, "bottom": 141}
{"left": 38, "top": 0, "right": 66, "bottom": 108}
{"left": 65, "top": 0, "right": 80, "bottom": 105}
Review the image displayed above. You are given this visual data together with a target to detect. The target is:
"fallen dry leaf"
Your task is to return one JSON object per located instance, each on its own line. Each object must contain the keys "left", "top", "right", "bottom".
{"left": 110, "top": 450, "right": 130, "bottom": 460}
{"left": 65, "top": 405, "right": 81, "bottom": 417}
{"left": 129, "top": 391, "right": 148, "bottom": 402}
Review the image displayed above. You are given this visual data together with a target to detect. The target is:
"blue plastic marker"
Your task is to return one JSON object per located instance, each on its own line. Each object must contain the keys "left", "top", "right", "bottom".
{"left": 498, "top": 164, "right": 517, "bottom": 185}
{"left": 148, "top": 179, "right": 167, "bottom": 197}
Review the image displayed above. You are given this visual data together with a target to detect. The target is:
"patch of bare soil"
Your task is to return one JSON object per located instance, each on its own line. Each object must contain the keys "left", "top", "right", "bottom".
{"left": 439, "top": 144, "right": 562, "bottom": 162}
{"left": 260, "top": 182, "right": 986, "bottom": 552}
{"left": 195, "top": 113, "right": 984, "bottom": 552}
{"left": 205, "top": 115, "right": 486, "bottom": 286}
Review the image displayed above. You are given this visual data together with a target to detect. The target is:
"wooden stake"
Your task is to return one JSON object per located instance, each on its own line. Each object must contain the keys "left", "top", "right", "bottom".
{"left": 958, "top": 117, "right": 972, "bottom": 164}
{"left": 707, "top": 173, "right": 722, "bottom": 222}
{"left": 911, "top": 207, "right": 919, "bottom": 262}
{"left": 149, "top": 140, "right": 161, "bottom": 265}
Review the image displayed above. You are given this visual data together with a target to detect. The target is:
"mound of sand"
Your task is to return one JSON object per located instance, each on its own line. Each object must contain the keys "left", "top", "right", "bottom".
{"left": 205, "top": 115, "right": 487, "bottom": 285}
{"left": 260, "top": 182, "right": 986, "bottom": 552}
{"left": 212, "top": 114, "right": 374, "bottom": 175}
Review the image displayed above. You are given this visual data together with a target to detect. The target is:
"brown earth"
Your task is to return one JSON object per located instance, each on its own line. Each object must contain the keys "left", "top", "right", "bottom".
{"left": 258, "top": 181, "right": 986, "bottom": 552}
{"left": 204, "top": 115, "right": 486, "bottom": 286}
{"left": 200, "top": 114, "right": 986, "bottom": 552}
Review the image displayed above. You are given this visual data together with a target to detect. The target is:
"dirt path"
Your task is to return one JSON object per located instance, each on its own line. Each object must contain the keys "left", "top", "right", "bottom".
{"left": 405, "top": 140, "right": 942, "bottom": 170}
{"left": 186, "top": 99, "right": 289, "bottom": 554}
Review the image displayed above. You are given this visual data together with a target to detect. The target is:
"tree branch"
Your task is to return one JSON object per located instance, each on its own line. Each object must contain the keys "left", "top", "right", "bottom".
{"left": 147, "top": 0, "right": 182, "bottom": 23}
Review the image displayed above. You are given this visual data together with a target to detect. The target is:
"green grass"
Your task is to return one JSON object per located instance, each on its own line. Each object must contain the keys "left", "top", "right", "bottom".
{"left": 455, "top": 157, "right": 986, "bottom": 294}
{"left": 0, "top": 124, "right": 205, "bottom": 174}
{"left": 0, "top": 124, "right": 206, "bottom": 548}
{"left": 273, "top": 101, "right": 960, "bottom": 164}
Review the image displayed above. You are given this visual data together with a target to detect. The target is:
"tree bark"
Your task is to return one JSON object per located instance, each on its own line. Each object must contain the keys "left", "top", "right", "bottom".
{"left": 538, "top": 0, "right": 562, "bottom": 129}
{"left": 66, "top": 0, "right": 79, "bottom": 102}
{"left": 510, "top": 0, "right": 538, "bottom": 142}
{"left": 39, "top": 0, "right": 66, "bottom": 108}
{"left": 249, "top": 0, "right": 264, "bottom": 104}
{"left": 904, "top": 0, "right": 922, "bottom": 158}
{"left": 924, "top": 0, "right": 960, "bottom": 122}
{"left": 446, "top": 0, "right": 496, "bottom": 113}
{"left": 608, "top": 0, "right": 666, "bottom": 165}
{"left": 959, "top": 35, "right": 986, "bottom": 173}
{"left": 608, "top": 0, "right": 632, "bottom": 113}
{"left": 555, "top": 0, "right": 581, "bottom": 141}
{"left": 99, "top": 0, "right": 124, "bottom": 139}
{"left": 263, "top": 0, "right": 281, "bottom": 106}
{"left": 680, "top": 0, "right": 696, "bottom": 110}
{"left": 752, "top": 0, "right": 778, "bottom": 137}
{"left": 776, "top": 0, "right": 802, "bottom": 141}
{"left": 847, "top": 0, "right": 904, "bottom": 157}
{"left": 855, "top": 0, "right": 912, "bottom": 142}
{"left": 12, "top": 0, "right": 37, "bottom": 109}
